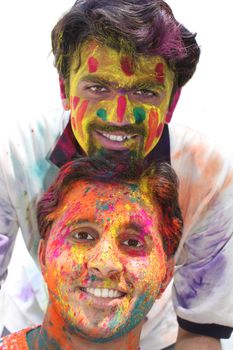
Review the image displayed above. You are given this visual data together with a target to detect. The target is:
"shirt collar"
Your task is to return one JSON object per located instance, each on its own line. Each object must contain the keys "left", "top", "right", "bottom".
{"left": 49, "top": 119, "right": 170, "bottom": 167}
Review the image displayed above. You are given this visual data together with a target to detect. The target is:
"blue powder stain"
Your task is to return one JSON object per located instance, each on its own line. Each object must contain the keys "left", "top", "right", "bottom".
{"left": 92, "top": 293, "right": 153, "bottom": 343}
{"left": 96, "top": 108, "right": 107, "bottom": 121}
{"left": 37, "top": 328, "right": 61, "bottom": 350}
{"left": 90, "top": 275, "right": 98, "bottom": 282}
{"left": 96, "top": 200, "right": 110, "bottom": 212}
{"left": 128, "top": 183, "right": 138, "bottom": 192}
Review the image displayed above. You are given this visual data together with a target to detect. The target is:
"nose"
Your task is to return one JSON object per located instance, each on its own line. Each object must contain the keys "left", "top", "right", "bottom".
{"left": 107, "top": 94, "right": 135, "bottom": 125}
{"left": 87, "top": 240, "right": 123, "bottom": 278}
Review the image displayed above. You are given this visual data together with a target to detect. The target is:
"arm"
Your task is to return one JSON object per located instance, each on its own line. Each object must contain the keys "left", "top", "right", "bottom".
{"left": 170, "top": 126, "right": 233, "bottom": 344}
{"left": 0, "top": 163, "right": 19, "bottom": 287}
{"left": 175, "top": 327, "right": 221, "bottom": 350}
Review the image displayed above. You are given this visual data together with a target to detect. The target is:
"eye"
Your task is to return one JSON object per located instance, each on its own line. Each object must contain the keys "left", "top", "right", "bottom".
{"left": 72, "top": 230, "right": 95, "bottom": 241}
{"left": 86, "top": 85, "right": 110, "bottom": 93}
{"left": 134, "top": 89, "right": 158, "bottom": 97}
{"left": 122, "top": 238, "right": 143, "bottom": 248}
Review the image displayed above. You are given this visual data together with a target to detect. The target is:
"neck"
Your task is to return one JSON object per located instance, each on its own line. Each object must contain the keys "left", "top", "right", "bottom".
{"left": 28, "top": 304, "right": 142, "bottom": 350}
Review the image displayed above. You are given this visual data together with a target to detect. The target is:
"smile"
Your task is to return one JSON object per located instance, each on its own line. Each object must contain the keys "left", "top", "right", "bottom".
{"left": 79, "top": 287, "right": 125, "bottom": 298}
{"left": 101, "top": 132, "right": 133, "bottom": 142}
{"left": 93, "top": 130, "right": 140, "bottom": 151}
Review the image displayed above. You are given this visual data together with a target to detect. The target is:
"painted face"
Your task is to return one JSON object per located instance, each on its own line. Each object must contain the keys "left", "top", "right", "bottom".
{"left": 68, "top": 41, "right": 174, "bottom": 158}
{"left": 42, "top": 180, "right": 169, "bottom": 341}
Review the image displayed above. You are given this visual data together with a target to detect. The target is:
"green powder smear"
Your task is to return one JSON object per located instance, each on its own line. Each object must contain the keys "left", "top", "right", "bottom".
{"left": 96, "top": 108, "right": 107, "bottom": 121}
{"left": 133, "top": 107, "right": 146, "bottom": 124}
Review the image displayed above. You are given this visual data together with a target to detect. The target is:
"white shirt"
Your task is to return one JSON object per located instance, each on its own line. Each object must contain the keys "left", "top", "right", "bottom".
{"left": 1, "top": 110, "right": 233, "bottom": 349}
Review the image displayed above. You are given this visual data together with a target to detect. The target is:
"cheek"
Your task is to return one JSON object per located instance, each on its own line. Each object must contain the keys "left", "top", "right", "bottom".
{"left": 125, "top": 251, "right": 166, "bottom": 292}
{"left": 45, "top": 242, "right": 87, "bottom": 290}
{"left": 71, "top": 100, "right": 89, "bottom": 136}
{"left": 143, "top": 108, "right": 166, "bottom": 154}
{"left": 125, "top": 258, "right": 151, "bottom": 285}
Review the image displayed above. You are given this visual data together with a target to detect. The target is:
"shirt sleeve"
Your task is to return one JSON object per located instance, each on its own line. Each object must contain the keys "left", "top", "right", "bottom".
{"left": 0, "top": 163, "right": 19, "bottom": 286}
{"left": 170, "top": 125, "right": 233, "bottom": 337}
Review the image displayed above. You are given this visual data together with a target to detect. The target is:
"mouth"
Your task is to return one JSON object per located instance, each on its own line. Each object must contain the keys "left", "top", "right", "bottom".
{"left": 78, "top": 287, "right": 127, "bottom": 309}
{"left": 79, "top": 287, "right": 126, "bottom": 299}
{"left": 94, "top": 130, "right": 141, "bottom": 150}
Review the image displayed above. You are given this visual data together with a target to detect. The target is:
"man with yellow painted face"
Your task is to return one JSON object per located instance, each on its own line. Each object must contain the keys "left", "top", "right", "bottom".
{"left": 1, "top": 0, "right": 233, "bottom": 350}
{"left": 0, "top": 157, "right": 183, "bottom": 349}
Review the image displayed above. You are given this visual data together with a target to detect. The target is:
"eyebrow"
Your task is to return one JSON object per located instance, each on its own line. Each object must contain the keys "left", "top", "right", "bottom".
{"left": 80, "top": 74, "right": 165, "bottom": 90}
{"left": 124, "top": 222, "right": 149, "bottom": 234}
{"left": 67, "top": 218, "right": 92, "bottom": 226}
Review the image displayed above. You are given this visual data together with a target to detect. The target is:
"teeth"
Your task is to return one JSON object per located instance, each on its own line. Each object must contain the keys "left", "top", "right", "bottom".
{"left": 102, "top": 133, "right": 131, "bottom": 142}
{"left": 85, "top": 287, "right": 123, "bottom": 298}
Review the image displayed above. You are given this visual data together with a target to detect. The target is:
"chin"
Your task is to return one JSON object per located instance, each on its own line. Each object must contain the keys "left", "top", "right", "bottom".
{"left": 65, "top": 323, "right": 124, "bottom": 343}
{"left": 66, "top": 313, "right": 142, "bottom": 344}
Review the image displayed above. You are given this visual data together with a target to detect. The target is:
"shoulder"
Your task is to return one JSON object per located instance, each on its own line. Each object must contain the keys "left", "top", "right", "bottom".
{"left": 169, "top": 123, "right": 223, "bottom": 156}
{"left": 0, "top": 109, "right": 69, "bottom": 169}
{"left": 169, "top": 123, "right": 233, "bottom": 183}
{"left": 0, "top": 109, "right": 69, "bottom": 147}
{"left": 0, "top": 327, "right": 32, "bottom": 349}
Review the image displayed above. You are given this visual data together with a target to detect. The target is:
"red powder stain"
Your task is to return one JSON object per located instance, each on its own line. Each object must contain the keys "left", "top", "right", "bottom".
{"left": 75, "top": 100, "right": 89, "bottom": 137}
{"left": 88, "top": 56, "right": 99, "bottom": 73}
{"left": 71, "top": 116, "right": 77, "bottom": 130}
{"left": 72, "top": 96, "right": 80, "bottom": 110}
{"left": 156, "top": 123, "right": 164, "bottom": 138}
{"left": 59, "top": 78, "right": 66, "bottom": 99}
{"left": 155, "top": 63, "right": 165, "bottom": 84}
{"left": 117, "top": 96, "right": 127, "bottom": 123}
{"left": 145, "top": 110, "right": 159, "bottom": 153}
{"left": 120, "top": 56, "right": 135, "bottom": 76}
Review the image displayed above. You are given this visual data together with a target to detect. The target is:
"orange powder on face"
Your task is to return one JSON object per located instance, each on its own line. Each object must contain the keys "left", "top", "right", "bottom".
{"left": 144, "top": 110, "right": 159, "bottom": 153}
{"left": 74, "top": 100, "right": 89, "bottom": 139}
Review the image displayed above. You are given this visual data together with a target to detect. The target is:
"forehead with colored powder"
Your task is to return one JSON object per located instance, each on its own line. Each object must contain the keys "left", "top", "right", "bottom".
{"left": 70, "top": 41, "right": 174, "bottom": 90}
{"left": 51, "top": 179, "right": 157, "bottom": 232}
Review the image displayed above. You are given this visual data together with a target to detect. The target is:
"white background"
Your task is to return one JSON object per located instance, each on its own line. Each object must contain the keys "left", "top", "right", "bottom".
{"left": 0, "top": 1, "right": 232, "bottom": 347}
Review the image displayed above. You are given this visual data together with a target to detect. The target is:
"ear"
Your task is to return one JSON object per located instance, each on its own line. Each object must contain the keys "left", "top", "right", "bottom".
{"left": 59, "top": 77, "right": 70, "bottom": 110}
{"left": 38, "top": 239, "right": 46, "bottom": 276}
{"left": 165, "top": 88, "right": 182, "bottom": 123}
{"left": 158, "top": 258, "right": 174, "bottom": 297}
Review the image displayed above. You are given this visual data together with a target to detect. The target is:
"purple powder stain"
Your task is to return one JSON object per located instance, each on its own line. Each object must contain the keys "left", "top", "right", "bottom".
{"left": 17, "top": 285, "right": 34, "bottom": 302}
{"left": 175, "top": 253, "right": 226, "bottom": 309}
{"left": 0, "top": 235, "right": 14, "bottom": 255}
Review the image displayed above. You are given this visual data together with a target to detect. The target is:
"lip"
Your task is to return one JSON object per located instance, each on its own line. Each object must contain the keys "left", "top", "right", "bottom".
{"left": 78, "top": 287, "right": 128, "bottom": 309}
{"left": 93, "top": 130, "right": 141, "bottom": 150}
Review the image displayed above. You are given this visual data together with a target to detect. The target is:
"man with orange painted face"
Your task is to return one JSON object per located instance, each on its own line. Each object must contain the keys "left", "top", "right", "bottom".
{"left": 0, "top": 157, "right": 183, "bottom": 349}
{"left": 1, "top": 0, "right": 233, "bottom": 349}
